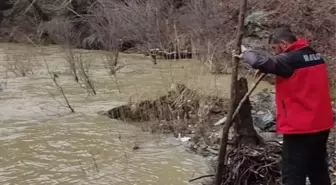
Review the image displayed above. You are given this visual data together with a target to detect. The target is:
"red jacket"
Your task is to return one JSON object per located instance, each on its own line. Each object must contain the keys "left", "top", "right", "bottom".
{"left": 243, "top": 39, "right": 334, "bottom": 134}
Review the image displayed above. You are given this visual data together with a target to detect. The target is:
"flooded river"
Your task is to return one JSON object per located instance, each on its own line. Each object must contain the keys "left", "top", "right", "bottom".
{"left": 0, "top": 43, "right": 271, "bottom": 185}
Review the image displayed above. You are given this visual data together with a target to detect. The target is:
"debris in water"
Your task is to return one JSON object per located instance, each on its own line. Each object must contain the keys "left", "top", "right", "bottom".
{"left": 178, "top": 133, "right": 191, "bottom": 142}
{"left": 214, "top": 116, "right": 226, "bottom": 126}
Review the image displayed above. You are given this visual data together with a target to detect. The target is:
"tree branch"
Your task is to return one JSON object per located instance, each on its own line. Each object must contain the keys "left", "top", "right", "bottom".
{"left": 214, "top": 73, "right": 266, "bottom": 126}
{"left": 214, "top": 0, "right": 248, "bottom": 184}
{"left": 189, "top": 174, "right": 215, "bottom": 182}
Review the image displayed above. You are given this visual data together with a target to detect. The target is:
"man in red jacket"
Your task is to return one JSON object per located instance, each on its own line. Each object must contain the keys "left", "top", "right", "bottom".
{"left": 240, "top": 27, "right": 334, "bottom": 185}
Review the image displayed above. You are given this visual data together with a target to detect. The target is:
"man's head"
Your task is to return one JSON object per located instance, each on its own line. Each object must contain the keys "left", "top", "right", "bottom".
{"left": 268, "top": 27, "right": 297, "bottom": 55}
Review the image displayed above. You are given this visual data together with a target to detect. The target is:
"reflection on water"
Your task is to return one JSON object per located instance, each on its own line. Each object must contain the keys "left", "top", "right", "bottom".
{"left": 0, "top": 43, "right": 271, "bottom": 185}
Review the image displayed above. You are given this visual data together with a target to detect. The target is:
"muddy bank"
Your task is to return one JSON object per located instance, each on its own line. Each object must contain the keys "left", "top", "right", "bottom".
{"left": 103, "top": 83, "right": 229, "bottom": 155}
{"left": 104, "top": 82, "right": 336, "bottom": 184}
{"left": 104, "top": 82, "right": 336, "bottom": 155}
{"left": 103, "top": 82, "right": 284, "bottom": 156}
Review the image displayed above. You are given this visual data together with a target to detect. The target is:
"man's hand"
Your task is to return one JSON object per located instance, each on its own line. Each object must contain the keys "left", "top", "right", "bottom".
{"left": 241, "top": 45, "right": 247, "bottom": 53}
{"left": 232, "top": 45, "right": 248, "bottom": 59}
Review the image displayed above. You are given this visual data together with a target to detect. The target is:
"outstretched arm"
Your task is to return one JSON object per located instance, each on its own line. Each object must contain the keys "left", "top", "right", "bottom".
{"left": 243, "top": 50, "right": 294, "bottom": 78}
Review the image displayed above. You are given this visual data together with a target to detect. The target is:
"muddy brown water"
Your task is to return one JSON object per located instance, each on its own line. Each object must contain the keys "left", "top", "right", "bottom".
{"left": 0, "top": 43, "right": 272, "bottom": 185}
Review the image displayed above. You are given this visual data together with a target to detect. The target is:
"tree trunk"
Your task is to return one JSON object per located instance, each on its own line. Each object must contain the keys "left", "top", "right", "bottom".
{"left": 233, "top": 77, "right": 264, "bottom": 146}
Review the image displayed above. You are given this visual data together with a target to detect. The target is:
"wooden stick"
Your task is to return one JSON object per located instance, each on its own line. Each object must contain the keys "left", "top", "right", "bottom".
{"left": 214, "top": 73, "right": 266, "bottom": 126}
{"left": 189, "top": 174, "right": 215, "bottom": 182}
{"left": 214, "top": 0, "right": 248, "bottom": 184}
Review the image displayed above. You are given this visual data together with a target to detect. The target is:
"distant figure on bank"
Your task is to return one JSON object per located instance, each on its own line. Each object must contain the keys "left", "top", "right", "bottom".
{"left": 239, "top": 27, "right": 334, "bottom": 185}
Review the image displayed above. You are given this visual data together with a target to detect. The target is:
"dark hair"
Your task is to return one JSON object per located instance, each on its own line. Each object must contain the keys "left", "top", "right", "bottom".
{"left": 268, "top": 27, "right": 297, "bottom": 44}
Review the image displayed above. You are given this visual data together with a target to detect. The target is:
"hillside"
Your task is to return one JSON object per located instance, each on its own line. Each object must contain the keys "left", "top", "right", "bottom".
{"left": 0, "top": 0, "right": 335, "bottom": 75}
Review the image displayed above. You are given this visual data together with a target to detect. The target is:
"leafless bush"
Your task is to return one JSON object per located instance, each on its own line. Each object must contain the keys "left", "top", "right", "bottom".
{"left": 102, "top": 52, "right": 124, "bottom": 93}
{"left": 63, "top": 48, "right": 97, "bottom": 95}
{"left": 50, "top": 71, "right": 75, "bottom": 113}
{"left": 64, "top": 48, "right": 79, "bottom": 81}
{"left": 119, "top": 0, "right": 175, "bottom": 50}
{"left": 180, "top": 0, "right": 239, "bottom": 73}
{"left": 3, "top": 50, "right": 40, "bottom": 77}
{"left": 42, "top": 17, "right": 80, "bottom": 46}
{"left": 23, "top": 35, "right": 76, "bottom": 113}
{"left": 1, "top": 0, "right": 76, "bottom": 43}
{"left": 88, "top": 0, "right": 181, "bottom": 54}
{"left": 75, "top": 52, "right": 96, "bottom": 95}
{"left": 85, "top": 0, "right": 137, "bottom": 94}
{"left": 43, "top": 16, "right": 97, "bottom": 95}
{"left": 38, "top": 14, "right": 96, "bottom": 96}
{"left": 87, "top": 1, "right": 127, "bottom": 52}
{"left": 42, "top": 55, "right": 75, "bottom": 113}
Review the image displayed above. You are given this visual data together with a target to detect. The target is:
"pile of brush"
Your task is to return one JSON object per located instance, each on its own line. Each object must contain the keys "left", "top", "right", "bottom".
{"left": 221, "top": 142, "right": 282, "bottom": 185}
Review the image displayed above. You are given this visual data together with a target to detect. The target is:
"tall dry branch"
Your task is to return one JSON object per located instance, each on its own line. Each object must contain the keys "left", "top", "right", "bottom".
{"left": 214, "top": 0, "right": 247, "bottom": 184}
